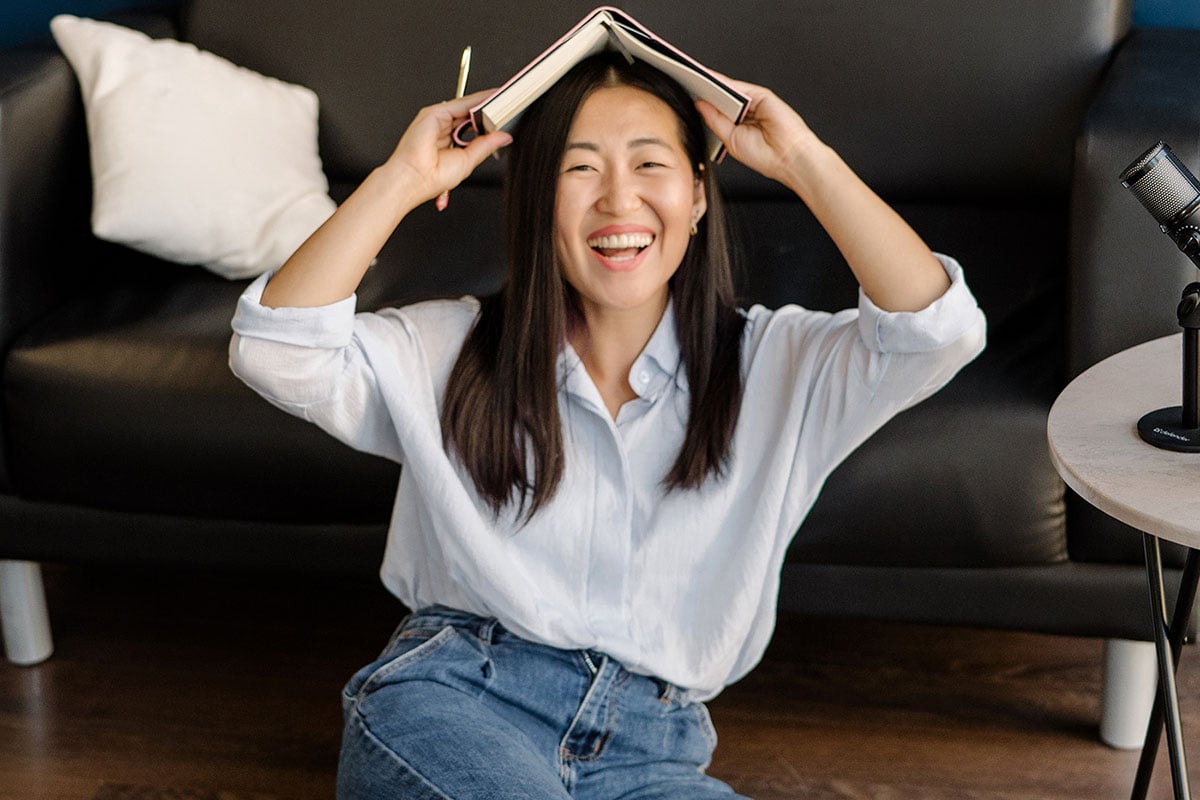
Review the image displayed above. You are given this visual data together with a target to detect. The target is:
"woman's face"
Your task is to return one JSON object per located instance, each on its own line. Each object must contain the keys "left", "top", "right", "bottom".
{"left": 554, "top": 85, "right": 706, "bottom": 325}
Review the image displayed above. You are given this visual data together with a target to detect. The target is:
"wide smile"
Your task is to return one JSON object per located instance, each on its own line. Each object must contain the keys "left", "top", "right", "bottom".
{"left": 585, "top": 229, "right": 656, "bottom": 272}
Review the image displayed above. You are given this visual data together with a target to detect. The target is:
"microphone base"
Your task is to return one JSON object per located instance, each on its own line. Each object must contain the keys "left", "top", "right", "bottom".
{"left": 1138, "top": 406, "right": 1200, "bottom": 452}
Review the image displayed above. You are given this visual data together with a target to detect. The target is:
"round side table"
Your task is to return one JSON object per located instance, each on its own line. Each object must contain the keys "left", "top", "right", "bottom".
{"left": 1049, "top": 333, "right": 1200, "bottom": 800}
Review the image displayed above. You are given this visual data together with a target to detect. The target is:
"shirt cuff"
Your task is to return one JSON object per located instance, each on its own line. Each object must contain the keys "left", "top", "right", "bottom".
{"left": 230, "top": 271, "right": 358, "bottom": 349}
{"left": 856, "top": 253, "right": 982, "bottom": 353}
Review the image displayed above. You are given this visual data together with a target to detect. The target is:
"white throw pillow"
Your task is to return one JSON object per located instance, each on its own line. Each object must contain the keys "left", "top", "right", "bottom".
{"left": 50, "top": 14, "right": 336, "bottom": 280}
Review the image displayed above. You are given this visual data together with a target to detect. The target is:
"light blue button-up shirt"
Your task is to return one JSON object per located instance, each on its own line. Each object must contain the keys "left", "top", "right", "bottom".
{"left": 230, "top": 254, "right": 985, "bottom": 698}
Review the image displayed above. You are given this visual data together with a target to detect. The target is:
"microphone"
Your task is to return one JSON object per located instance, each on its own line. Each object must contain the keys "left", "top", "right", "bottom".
{"left": 1120, "top": 141, "right": 1200, "bottom": 268}
{"left": 1120, "top": 142, "right": 1200, "bottom": 451}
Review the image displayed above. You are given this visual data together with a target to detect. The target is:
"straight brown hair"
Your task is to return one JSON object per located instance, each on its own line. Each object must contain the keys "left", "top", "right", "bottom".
{"left": 442, "top": 53, "right": 746, "bottom": 520}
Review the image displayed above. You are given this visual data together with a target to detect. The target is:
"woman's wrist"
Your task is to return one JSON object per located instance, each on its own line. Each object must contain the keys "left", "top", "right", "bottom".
{"left": 369, "top": 160, "right": 434, "bottom": 222}
{"left": 778, "top": 134, "right": 842, "bottom": 204}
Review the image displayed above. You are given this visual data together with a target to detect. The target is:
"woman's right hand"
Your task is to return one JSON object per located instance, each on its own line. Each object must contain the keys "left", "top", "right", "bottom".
{"left": 382, "top": 90, "right": 513, "bottom": 209}
{"left": 259, "top": 91, "right": 511, "bottom": 309}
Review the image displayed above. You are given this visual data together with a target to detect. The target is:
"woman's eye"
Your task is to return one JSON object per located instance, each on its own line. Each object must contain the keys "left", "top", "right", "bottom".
{"left": 565, "top": 163, "right": 595, "bottom": 173}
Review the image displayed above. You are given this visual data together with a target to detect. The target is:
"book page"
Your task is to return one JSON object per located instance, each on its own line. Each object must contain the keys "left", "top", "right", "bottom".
{"left": 608, "top": 20, "right": 745, "bottom": 123}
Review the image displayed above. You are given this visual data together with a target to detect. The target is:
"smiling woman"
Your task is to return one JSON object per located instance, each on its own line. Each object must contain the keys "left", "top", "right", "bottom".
{"left": 443, "top": 54, "right": 746, "bottom": 511}
{"left": 229, "top": 27, "right": 984, "bottom": 800}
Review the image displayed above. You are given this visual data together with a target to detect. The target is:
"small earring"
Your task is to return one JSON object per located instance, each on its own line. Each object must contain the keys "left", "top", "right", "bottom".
{"left": 690, "top": 216, "right": 700, "bottom": 236}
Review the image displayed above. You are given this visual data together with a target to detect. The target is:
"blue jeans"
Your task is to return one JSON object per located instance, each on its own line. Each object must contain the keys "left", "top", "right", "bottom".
{"left": 337, "top": 606, "right": 750, "bottom": 800}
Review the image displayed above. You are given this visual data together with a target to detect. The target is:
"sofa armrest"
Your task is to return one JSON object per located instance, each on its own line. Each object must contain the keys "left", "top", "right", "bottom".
{"left": 0, "top": 10, "right": 178, "bottom": 493}
{"left": 0, "top": 10, "right": 180, "bottom": 350}
{"left": 1069, "top": 27, "right": 1200, "bottom": 379}
{"left": 0, "top": 41, "right": 93, "bottom": 493}
{"left": 0, "top": 41, "right": 90, "bottom": 357}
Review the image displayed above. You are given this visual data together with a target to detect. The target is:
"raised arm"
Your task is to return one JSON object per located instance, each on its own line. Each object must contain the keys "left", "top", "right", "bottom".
{"left": 697, "top": 80, "right": 949, "bottom": 313}
{"left": 259, "top": 90, "right": 512, "bottom": 309}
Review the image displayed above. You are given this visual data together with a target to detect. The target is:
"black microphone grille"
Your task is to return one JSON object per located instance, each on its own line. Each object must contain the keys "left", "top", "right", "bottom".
{"left": 1120, "top": 142, "right": 1200, "bottom": 228}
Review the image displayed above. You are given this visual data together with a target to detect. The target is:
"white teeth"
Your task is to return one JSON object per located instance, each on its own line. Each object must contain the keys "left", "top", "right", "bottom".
{"left": 587, "top": 233, "right": 654, "bottom": 250}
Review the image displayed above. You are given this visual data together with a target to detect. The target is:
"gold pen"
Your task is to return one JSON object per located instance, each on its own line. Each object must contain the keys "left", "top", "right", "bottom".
{"left": 436, "top": 46, "right": 472, "bottom": 211}
{"left": 455, "top": 45, "right": 472, "bottom": 98}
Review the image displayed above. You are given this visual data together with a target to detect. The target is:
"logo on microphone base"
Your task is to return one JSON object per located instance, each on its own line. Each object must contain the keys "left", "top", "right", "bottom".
{"left": 1154, "top": 427, "right": 1190, "bottom": 443}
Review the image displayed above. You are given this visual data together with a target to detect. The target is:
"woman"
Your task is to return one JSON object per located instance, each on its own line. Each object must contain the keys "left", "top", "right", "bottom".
{"left": 231, "top": 52, "right": 984, "bottom": 800}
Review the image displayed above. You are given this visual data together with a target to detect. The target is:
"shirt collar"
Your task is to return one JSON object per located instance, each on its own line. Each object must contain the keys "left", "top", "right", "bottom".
{"left": 632, "top": 298, "right": 684, "bottom": 397}
{"left": 557, "top": 298, "right": 686, "bottom": 405}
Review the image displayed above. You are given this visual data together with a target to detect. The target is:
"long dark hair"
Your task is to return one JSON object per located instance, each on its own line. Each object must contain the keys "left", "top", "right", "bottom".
{"left": 442, "top": 52, "right": 746, "bottom": 519}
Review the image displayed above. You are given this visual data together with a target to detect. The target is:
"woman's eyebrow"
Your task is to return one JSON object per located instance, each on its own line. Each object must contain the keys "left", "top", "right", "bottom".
{"left": 563, "top": 137, "right": 673, "bottom": 153}
{"left": 628, "top": 137, "right": 672, "bottom": 149}
{"left": 564, "top": 141, "right": 600, "bottom": 153}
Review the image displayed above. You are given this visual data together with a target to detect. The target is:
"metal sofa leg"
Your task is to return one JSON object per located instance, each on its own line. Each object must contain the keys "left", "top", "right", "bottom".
{"left": 0, "top": 560, "right": 54, "bottom": 665}
{"left": 1100, "top": 638, "right": 1158, "bottom": 749}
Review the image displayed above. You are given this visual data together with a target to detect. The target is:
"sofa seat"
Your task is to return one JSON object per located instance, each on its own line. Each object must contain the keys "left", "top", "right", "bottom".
{"left": 4, "top": 270, "right": 397, "bottom": 524}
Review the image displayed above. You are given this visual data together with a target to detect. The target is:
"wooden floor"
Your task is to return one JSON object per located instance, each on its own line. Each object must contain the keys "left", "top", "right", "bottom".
{"left": 0, "top": 563, "right": 1195, "bottom": 799}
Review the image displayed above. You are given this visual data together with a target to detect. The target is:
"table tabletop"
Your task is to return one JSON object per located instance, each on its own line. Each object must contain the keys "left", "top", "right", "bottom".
{"left": 1048, "top": 333, "right": 1200, "bottom": 548}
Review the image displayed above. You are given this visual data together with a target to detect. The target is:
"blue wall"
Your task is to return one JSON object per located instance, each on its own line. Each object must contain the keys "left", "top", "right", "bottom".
{"left": 2, "top": 0, "right": 1199, "bottom": 51}
{"left": 1, "top": 1, "right": 168, "bottom": 50}
{"left": 1134, "top": 0, "right": 1200, "bottom": 27}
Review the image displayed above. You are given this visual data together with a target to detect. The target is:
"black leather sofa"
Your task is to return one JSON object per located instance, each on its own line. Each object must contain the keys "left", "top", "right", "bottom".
{"left": 2, "top": 0, "right": 1199, "bottom": 746}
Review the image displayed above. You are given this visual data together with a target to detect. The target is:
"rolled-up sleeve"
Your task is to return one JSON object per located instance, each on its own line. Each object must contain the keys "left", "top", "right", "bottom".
{"left": 228, "top": 272, "right": 401, "bottom": 462}
{"left": 231, "top": 272, "right": 358, "bottom": 349}
{"left": 856, "top": 253, "right": 984, "bottom": 354}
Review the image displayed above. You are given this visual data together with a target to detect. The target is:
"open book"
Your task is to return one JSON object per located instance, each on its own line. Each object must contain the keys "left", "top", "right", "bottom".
{"left": 453, "top": 6, "right": 749, "bottom": 162}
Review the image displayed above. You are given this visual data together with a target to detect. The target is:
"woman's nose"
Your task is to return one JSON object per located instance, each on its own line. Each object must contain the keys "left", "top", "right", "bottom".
{"left": 597, "top": 171, "right": 641, "bottom": 215}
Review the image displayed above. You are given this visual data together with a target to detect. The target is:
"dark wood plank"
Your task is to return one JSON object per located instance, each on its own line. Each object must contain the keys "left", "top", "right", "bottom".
{"left": 0, "top": 564, "right": 1192, "bottom": 799}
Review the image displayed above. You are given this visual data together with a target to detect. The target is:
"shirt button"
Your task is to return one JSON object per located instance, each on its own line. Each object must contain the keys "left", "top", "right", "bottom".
{"left": 638, "top": 370, "right": 651, "bottom": 385}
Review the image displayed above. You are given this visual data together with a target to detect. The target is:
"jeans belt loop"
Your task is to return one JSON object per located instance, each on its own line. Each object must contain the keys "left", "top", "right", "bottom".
{"left": 477, "top": 617, "right": 500, "bottom": 644}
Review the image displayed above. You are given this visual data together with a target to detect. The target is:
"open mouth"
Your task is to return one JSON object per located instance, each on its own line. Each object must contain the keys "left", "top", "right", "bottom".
{"left": 586, "top": 232, "right": 654, "bottom": 262}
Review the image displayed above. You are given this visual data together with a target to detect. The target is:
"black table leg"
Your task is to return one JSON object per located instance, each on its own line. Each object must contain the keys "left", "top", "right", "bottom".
{"left": 1131, "top": 536, "right": 1200, "bottom": 800}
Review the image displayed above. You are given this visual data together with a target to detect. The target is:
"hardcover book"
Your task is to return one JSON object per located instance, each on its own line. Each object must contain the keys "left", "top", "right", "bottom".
{"left": 454, "top": 6, "right": 749, "bottom": 162}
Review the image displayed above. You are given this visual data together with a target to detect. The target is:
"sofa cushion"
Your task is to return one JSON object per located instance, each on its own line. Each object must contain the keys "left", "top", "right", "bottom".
{"left": 49, "top": 14, "right": 336, "bottom": 280}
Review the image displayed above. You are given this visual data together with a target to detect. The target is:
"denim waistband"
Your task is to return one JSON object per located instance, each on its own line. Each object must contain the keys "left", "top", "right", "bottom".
{"left": 401, "top": 605, "right": 513, "bottom": 645}
{"left": 401, "top": 604, "right": 701, "bottom": 705}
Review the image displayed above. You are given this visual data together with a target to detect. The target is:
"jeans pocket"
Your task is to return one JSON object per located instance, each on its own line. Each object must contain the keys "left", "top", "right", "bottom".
{"left": 342, "top": 625, "right": 459, "bottom": 713}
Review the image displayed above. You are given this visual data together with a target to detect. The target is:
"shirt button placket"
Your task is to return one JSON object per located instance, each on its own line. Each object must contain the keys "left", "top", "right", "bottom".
{"left": 586, "top": 421, "right": 633, "bottom": 644}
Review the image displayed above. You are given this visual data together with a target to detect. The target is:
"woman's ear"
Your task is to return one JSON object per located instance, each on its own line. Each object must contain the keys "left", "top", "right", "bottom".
{"left": 693, "top": 163, "right": 708, "bottom": 223}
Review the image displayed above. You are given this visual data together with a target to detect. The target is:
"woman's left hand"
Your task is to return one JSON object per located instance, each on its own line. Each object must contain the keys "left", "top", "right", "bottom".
{"left": 695, "top": 78, "right": 817, "bottom": 187}
{"left": 698, "top": 75, "right": 951, "bottom": 313}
